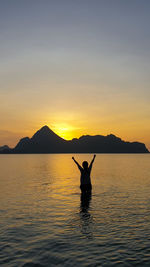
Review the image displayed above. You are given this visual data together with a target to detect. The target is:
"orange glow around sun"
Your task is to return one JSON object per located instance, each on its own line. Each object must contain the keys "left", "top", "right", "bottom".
{"left": 50, "top": 123, "right": 80, "bottom": 140}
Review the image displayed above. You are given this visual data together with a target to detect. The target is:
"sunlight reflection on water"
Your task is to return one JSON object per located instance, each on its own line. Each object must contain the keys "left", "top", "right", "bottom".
{"left": 0, "top": 154, "right": 150, "bottom": 266}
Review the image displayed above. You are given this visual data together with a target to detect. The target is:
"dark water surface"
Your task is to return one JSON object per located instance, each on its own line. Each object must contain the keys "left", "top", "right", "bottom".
{"left": 0, "top": 154, "right": 150, "bottom": 266}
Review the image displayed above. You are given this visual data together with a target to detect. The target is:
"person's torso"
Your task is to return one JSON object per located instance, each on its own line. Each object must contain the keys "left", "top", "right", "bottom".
{"left": 80, "top": 168, "right": 91, "bottom": 185}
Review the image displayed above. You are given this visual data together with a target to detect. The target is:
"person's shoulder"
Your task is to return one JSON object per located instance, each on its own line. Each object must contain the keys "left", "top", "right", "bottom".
{"left": 79, "top": 166, "right": 83, "bottom": 171}
{"left": 88, "top": 166, "right": 92, "bottom": 171}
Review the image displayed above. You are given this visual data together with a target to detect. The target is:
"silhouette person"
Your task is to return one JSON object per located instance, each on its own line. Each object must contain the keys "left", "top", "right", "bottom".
{"left": 72, "top": 155, "right": 96, "bottom": 192}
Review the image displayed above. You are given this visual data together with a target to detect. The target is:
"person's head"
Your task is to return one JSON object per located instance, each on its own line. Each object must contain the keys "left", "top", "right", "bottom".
{"left": 82, "top": 161, "right": 88, "bottom": 169}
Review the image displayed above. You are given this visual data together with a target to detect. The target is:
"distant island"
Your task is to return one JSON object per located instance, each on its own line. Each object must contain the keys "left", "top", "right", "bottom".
{"left": 0, "top": 125, "right": 149, "bottom": 154}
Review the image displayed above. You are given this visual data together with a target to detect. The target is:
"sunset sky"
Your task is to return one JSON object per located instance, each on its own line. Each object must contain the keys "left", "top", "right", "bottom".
{"left": 0, "top": 0, "right": 150, "bottom": 149}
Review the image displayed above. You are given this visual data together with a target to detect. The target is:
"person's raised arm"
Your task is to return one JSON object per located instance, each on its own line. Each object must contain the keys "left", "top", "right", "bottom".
{"left": 89, "top": 154, "right": 96, "bottom": 170}
{"left": 72, "top": 157, "right": 82, "bottom": 171}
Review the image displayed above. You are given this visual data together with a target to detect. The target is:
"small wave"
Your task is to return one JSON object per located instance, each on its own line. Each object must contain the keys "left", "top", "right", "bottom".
{"left": 21, "top": 262, "right": 45, "bottom": 267}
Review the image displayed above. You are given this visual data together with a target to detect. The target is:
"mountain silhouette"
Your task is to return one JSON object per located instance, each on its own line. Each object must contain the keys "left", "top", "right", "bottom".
{"left": 0, "top": 125, "right": 149, "bottom": 153}
{"left": 14, "top": 126, "right": 67, "bottom": 153}
{"left": 0, "top": 145, "right": 10, "bottom": 152}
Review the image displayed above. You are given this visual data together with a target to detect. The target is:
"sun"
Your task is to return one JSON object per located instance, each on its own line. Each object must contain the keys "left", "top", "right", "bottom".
{"left": 51, "top": 123, "right": 77, "bottom": 140}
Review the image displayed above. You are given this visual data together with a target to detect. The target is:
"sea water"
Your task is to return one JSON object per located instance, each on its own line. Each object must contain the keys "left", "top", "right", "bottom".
{"left": 0, "top": 154, "right": 150, "bottom": 266}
